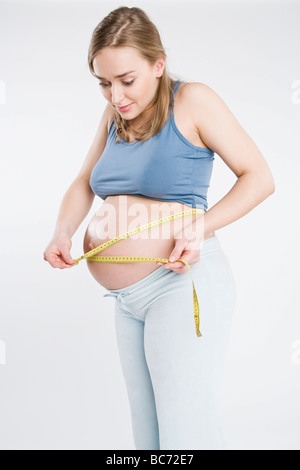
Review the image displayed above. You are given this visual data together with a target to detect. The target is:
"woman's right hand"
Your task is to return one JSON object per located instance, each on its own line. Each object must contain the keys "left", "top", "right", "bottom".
{"left": 43, "top": 233, "right": 77, "bottom": 269}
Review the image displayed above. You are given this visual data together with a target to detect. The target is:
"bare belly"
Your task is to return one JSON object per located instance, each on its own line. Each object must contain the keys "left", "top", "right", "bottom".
{"left": 83, "top": 195, "right": 215, "bottom": 289}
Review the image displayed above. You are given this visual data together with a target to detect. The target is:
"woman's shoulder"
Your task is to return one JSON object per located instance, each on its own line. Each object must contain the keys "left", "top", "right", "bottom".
{"left": 177, "top": 81, "right": 217, "bottom": 104}
{"left": 173, "top": 81, "right": 215, "bottom": 149}
{"left": 176, "top": 81, "right": 226, "bottom": 129}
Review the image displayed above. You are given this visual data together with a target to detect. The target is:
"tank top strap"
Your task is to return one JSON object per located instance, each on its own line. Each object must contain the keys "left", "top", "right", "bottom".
{"left": 171, "top": 80, "right": 183, "bottom": 105}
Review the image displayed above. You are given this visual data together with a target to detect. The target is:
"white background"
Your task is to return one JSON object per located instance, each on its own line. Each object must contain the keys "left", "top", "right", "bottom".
{"left": 0, "top": 0, "right": 299, "bottom": 450}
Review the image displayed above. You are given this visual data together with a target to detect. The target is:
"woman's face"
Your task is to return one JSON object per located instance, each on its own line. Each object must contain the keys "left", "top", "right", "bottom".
{"left": 92, "top": 46, "right": 165, "bottom": 122}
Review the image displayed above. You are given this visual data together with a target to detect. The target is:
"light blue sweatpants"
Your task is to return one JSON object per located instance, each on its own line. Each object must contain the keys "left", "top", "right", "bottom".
{"left": 103, "top": 235, "right": 237, "bottom": 450}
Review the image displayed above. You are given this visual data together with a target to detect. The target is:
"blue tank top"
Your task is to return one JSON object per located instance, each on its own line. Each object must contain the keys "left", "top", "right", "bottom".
{"left": 89, "top": 80, "right": 215, "bottom": 210}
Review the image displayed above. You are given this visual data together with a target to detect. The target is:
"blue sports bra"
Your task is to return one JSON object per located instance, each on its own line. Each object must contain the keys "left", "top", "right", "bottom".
{"left": 89, "top": 80, "right": 215, "bottom": 210}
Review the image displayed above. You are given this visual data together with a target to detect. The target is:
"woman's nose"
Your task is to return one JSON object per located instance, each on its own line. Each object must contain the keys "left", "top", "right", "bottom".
{"left": 111, "top": 85, "right": 124, "bottom": 106}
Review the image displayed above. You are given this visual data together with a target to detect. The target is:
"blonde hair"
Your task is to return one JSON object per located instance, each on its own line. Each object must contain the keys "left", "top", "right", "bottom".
{"left": 87, "top": 6, "right": 182, "bottom": 143}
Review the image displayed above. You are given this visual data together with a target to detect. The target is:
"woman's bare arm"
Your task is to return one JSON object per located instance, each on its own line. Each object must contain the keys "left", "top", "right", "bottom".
{"left": 184, "top": 83, "right": 275, "bottom": 239}
{"left": 52, "top": 178, "right": 95, "bottom": 240}
{"left": 44, "top": 103, "right": 115, "bottom": 268}
{"left": 52, "top": 102, "right": 115, "bottom": 239}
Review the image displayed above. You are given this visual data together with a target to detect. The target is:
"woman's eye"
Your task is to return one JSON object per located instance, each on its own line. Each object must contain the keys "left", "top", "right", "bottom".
{"left": 99, "top": 80, "right": 134, "bottom": 88}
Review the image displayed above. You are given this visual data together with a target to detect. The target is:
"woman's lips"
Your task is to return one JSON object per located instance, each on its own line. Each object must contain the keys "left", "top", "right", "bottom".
{"left": 117, "top": 103, "right": 133, "bottom": 112}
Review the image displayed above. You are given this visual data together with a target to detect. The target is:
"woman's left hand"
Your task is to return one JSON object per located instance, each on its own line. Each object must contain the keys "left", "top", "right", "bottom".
{"left": 156, "top": 236, "right": 201, "bottom": 274}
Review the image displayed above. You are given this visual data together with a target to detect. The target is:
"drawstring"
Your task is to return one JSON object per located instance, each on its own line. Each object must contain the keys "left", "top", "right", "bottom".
{"left": 103, "top": 291, "right": 131, "bottom": 304}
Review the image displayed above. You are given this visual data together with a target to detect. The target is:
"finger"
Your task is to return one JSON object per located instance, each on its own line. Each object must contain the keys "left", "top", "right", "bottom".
{"left": 56, "top": 261, "right": 73, "bottom": 269}
{"left": 165, "top": 265, "right": 188, "bottom": 274}
{"left": 168, "top": 240, "right": 188, "bottom": 264}
{"left": 173, "top": 268, "right": 188, "bottom": 274}
{"left": 61, "top": 253, "right": 74, "bottom": 265}
{"left": 51, "top": 254, "right": 76, "bottom": 269}
{"left": 164, "top": 260, "right": 187, "bottom": 270}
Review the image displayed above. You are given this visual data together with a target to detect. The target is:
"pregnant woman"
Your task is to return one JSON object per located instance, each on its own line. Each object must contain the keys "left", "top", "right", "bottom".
{"left": 43, "top": 6, "right": 275, "bottom": 450}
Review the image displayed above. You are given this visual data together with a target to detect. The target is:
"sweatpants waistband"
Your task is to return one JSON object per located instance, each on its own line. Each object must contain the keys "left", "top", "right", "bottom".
{"left": 103, "top": 234, "right": 222, "bottom": 297}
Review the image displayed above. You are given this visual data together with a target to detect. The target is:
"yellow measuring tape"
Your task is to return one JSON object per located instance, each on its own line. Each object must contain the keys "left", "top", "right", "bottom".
{"left": 73, "top": 208, "right": 205, "bottom": 337}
